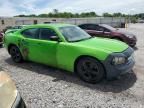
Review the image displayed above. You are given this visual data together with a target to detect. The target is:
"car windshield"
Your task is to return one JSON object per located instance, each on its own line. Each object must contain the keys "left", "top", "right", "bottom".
{"left": 101, "top": 24, "right": 117, "bottom": 31}
{"left": 59, "top": 26, "right": 92, "bottom": 42}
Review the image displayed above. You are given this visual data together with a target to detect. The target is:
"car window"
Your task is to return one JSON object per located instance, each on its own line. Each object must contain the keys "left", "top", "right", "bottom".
{"left": 79, "top": 24, "right": 87, "bottom": 29}
{"left": 98, "top": 26, "right": 110, "bottom": 32}
{"left": 39, "top": 28, "right": 57, "bottom": 40}
{"left": 22, "top": 28, "right": 39, "bottom": 39}
{"left": 80, "top": 24, "right": 98, "bottom": 30}
{"left": 104, "top": 28, "right": 110, "bottom": 32}
{"left": 59, "top": 26, "right": 91, "bottom": 42}
{"left": 88, "top": 25, "right": 95, "bottom": 30}
{"left": 96, "top": 26, "right": 104, "bottom": 31}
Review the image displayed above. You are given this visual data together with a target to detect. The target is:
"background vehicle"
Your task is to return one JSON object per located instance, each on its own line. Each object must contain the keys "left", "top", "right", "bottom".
{"left": 79, "top": 24, "right": 137, "bottom": 47}
{"left": 0, "top": 68, "right": 26, "bottom": 108}
{"left": 4, "top": 24, "right": 135, "bottom": 83}
{"left": 3, "top": 26, "right": 13, "bottom": 33}
{"left": 5, "top": 25, "right": 27, "bottom": 34}
{"left": 137, "top": 19, "right": 144, "bottom": 23}
{"left": 0, "top": 32, "right": 3, "bottom": 47}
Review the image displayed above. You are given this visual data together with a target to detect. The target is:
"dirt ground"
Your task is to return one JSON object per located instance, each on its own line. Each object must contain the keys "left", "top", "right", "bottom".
{"left": 0, "top": 23, "right": 144, "bottom": 108}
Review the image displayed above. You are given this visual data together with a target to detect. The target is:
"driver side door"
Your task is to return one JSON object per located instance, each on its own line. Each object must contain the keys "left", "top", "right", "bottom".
{"left": 35, "top": 28, "right": 59, "bottom": 67}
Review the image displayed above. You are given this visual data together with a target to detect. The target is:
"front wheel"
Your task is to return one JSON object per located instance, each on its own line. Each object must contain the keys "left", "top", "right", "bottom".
{"left": 76, "top": 57, "right": 105, "bottom": 84}
{"left": 9, "top": 46, "right": 23, "bottom": 63}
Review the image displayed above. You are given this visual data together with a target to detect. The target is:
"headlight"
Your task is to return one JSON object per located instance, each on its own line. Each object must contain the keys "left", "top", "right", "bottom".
{"left": 112, "top": 56, "right": 126, "bottom": 65}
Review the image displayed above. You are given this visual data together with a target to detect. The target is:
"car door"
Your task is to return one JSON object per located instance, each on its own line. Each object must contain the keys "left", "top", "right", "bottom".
{"left": 35, "top": 28, "right": 59, "bottom": 67}
{"left": 101, "top": 27, "right": 111, "bottom": 38}
{"left": 93, "top": 26, "right": 111, "bottom": 38}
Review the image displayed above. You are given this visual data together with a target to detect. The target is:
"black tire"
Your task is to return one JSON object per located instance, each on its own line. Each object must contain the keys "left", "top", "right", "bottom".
{"left": 9, "top": 45, "right": 23, "bottom": 63}
{"left": 76, "top": 57, "right": 105, "bottom": 84}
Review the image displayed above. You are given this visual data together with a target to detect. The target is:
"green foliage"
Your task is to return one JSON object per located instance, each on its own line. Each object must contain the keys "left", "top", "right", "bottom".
{"left": 14, "top": 9, "right": 143, "bottom": 20}
{"left": 103, "top": 13, "right": 112, "bottom": 17}
{"left": 15, "top": 9, "right": 98, "bottom": 18}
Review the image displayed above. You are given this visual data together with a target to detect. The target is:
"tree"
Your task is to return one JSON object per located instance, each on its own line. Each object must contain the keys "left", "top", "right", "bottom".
{"left": 15, "top": 14, "right": 26, "bottom": 17}
{"left": 28, "top": 14, "right": 37, "bottom": 17}
{"left": 113, "top": 13, "right": 122, "bottom": 17}
{"left": 103, "top": 13, "right": 112, "bottom": 17}
{"left": 38, "top": 14, "right": 48, "bottom": 17}
{"left": 89, "top": 12, "right": 98, "bottom": 17}
{"left": 48, "top": 13, "right": 53, "bottom": 18}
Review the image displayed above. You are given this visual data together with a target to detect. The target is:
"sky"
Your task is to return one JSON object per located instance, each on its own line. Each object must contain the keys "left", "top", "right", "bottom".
{"left": 0, "top": 0, "right": 144, "bottom": 16}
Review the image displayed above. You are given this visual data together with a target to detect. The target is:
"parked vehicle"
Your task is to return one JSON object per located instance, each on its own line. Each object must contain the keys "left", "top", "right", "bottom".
{"left": 3, "top": 26, "right": 13, "bottom": 33}
{"left": 5, "top": 25, "right": 27, "bottom": 34}
{"left": 4, "top": 24, "right": 135, "bottom": 83}
{"left": 79, "top": 24, "right": 137, "bottom": 47}
{"left": 0, "top": 68, "right": 26, "bottom": 108}
{"left": 137, "top": 19, "right": 144, "bottom": 23}
{"left": 0, "top": 32, "right": 3, "bottom": 47}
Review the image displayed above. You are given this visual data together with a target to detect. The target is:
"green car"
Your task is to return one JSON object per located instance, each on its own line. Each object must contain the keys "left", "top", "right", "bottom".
{"left": 4, "top": 24, "right": 135, "bottom": 83}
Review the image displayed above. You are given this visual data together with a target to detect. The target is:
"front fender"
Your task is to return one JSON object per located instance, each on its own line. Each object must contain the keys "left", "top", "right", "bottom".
{"left": 57, "top": 43, "right": 111, "bottom": 72}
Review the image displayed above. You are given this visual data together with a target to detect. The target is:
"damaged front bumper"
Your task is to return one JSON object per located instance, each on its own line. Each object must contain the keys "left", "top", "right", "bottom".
{"left": 102, "top": 47, "right": 135, "bottom": 79}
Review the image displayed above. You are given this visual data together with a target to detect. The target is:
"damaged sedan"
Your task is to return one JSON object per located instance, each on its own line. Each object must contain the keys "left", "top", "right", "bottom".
{"left": 4, "top": 24, "right": 135, "bottom": 83}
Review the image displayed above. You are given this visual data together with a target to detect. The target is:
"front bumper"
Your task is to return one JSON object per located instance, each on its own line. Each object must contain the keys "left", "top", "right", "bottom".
{"left": 103, "top": 47, "right": 135, "bottom": 79}
{"left": 12, "top": 92, "right": 26, "bottom": 108}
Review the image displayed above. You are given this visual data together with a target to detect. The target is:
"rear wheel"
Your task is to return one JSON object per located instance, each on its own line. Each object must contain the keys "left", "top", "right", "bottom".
{"left": 9, "top": 46, "right": 23, "bottom": 63}
{"left": 76, "top": 57, "right": 105, "bottom": 83}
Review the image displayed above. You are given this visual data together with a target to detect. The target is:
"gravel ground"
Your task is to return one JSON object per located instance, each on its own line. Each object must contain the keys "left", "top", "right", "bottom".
{"left": 0, "top": 24, "right": 144, "bottom": 108}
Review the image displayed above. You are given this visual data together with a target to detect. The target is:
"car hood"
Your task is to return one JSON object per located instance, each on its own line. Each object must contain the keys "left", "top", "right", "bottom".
{"left": 0, "top": 71, "right": 17, "bottom": 108}
{"left": 74, "top": 37, "right": 128, "bottom": 53}
{"left": 113, "top": 30, "right": 135, "bottom": 37}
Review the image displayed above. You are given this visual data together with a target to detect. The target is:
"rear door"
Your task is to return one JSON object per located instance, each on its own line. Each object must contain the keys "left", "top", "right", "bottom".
{"left": 20, "top": 28, "right": 41, "bottom": 62}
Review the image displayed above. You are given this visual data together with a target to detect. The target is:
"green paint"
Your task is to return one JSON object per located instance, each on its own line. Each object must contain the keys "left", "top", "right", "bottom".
{"left": 4, "top": 24, "right": 128, "bottom": 72}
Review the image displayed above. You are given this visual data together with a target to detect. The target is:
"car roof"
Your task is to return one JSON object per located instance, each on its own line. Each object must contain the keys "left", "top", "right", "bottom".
{"left": 25, "top": 23, "right": 75, "bottom": 28}
{"left": 79, "top": 23, "right": 99, "bottom": 26}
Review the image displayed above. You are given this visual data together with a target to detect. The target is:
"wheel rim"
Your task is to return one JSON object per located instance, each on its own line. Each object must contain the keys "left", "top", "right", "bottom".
{"left": 80, "top": 60, "right": 100, "bottom": 81}
{"left": 10, "top": 47, "right": 21, "bottom": 62}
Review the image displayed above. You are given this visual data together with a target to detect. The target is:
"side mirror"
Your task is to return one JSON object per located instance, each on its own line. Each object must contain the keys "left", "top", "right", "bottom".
{"left": 50, "top": 36, "right": 60, "bottom": 42}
